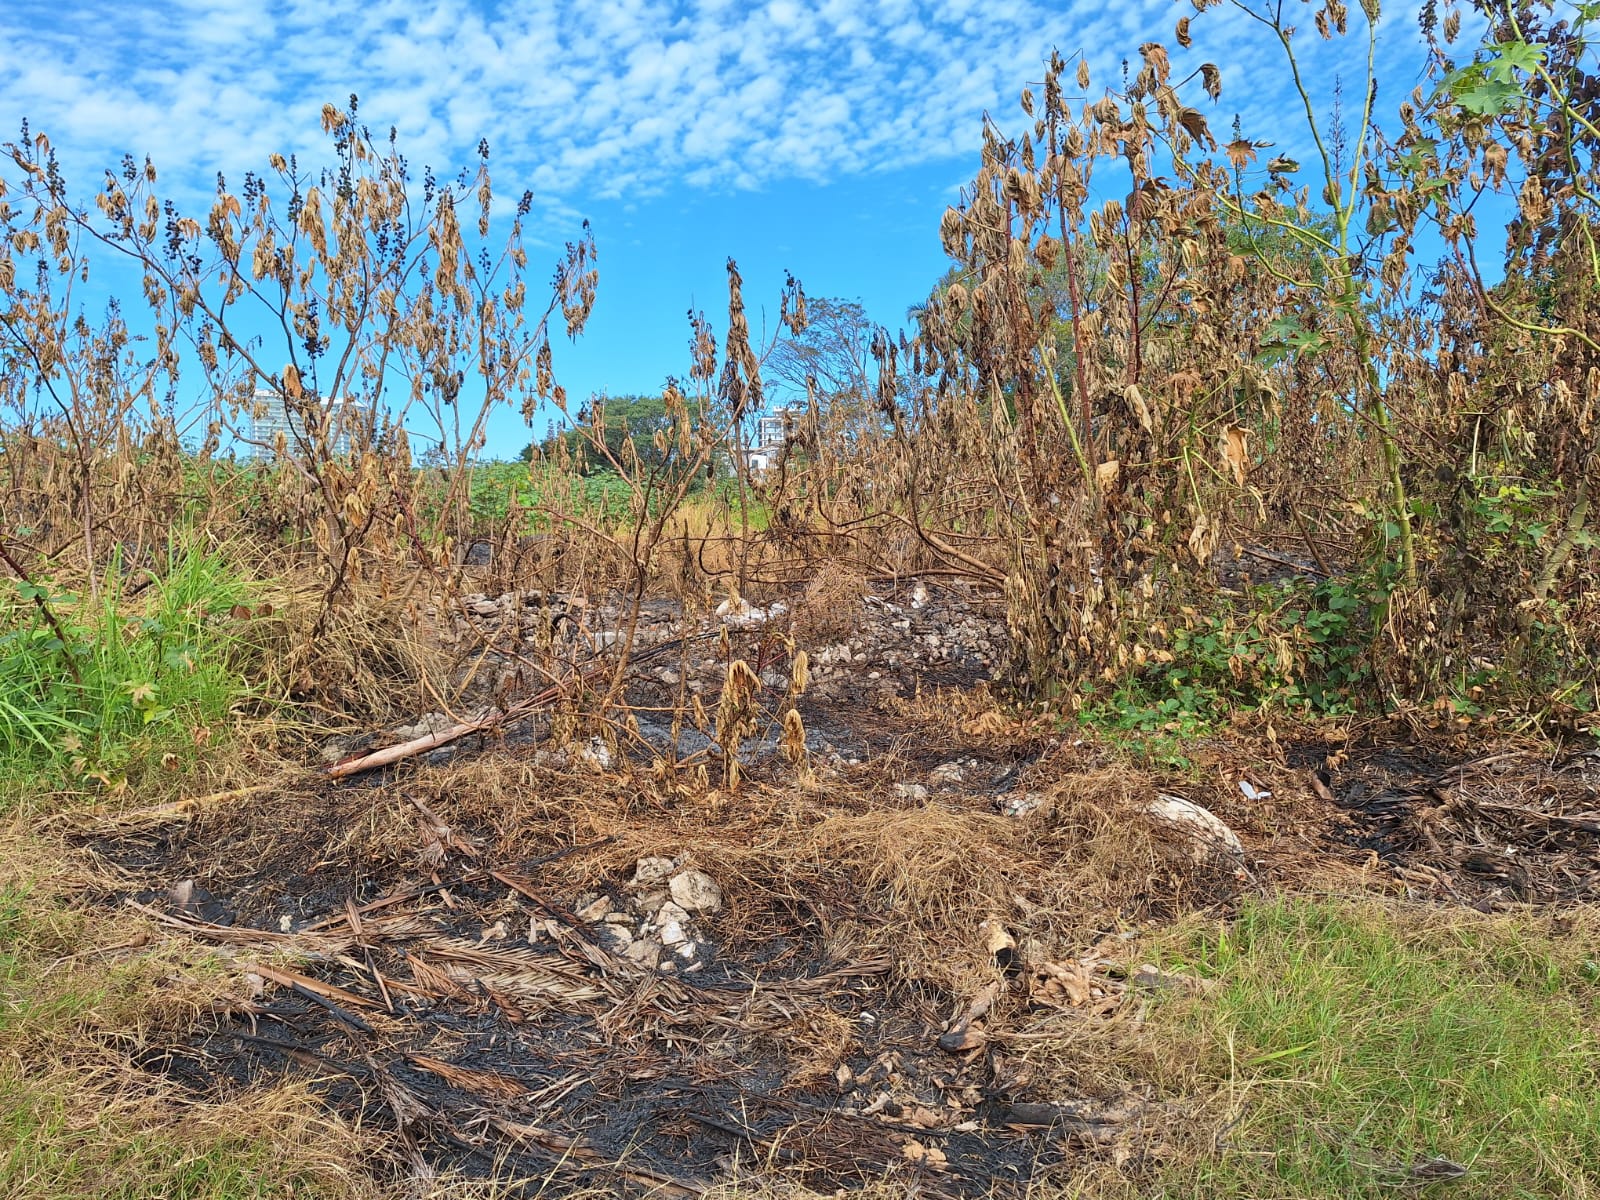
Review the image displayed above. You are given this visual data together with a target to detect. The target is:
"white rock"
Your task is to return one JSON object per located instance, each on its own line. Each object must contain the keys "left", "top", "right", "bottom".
{"left": 630, "top": 856, "right": 677, "bottom": 887}
{"left": 629, "top": 888, "right": 668, "bottom": 913}
{"left": 1147, "top": 793, "right": 1245, "bottom": 862}
{"left": 894, "top": 783, "right": 930, "bottom": 802}
{"left": 1000, "top": 792, "right": 1045, "bottom": 818}
{"left": 654, "top": 901, "right": 693, "bottom": 927}
{"left": 574, "top": 896, "right": 611, "bottom": 923}
{"left": 577, "top": 737, "right": 612, "bottom": 771}
{"left": 657, "top": 920, "right": 690, "bottom": 947}
{"left": 668, "top": 869, "right": 723, "bottom": 914}
{"left": 624, "top": 940, "right": 662, "bottom": 968}
{"left": 716, "top": 598, "right": 787, "bottom": 627}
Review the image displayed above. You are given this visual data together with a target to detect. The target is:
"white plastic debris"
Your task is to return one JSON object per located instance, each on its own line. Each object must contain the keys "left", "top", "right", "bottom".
{"left": 715, "top": 598, "right": 789, "bottom": 627}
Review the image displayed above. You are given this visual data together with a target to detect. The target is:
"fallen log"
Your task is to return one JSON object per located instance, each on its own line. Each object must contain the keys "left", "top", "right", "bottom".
{"left": 323, "top": 633, "right": 703, "bottom": 779}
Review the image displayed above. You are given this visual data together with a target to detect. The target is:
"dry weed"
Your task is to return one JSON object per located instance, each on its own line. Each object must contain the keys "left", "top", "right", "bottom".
{"left": 791, "top": 560, "right": 869, "bottom": 643}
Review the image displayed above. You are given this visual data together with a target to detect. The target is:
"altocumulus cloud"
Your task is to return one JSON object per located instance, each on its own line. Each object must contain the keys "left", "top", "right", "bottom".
{"left": 2, "top": 0, "right": 1442, "bottom": 208}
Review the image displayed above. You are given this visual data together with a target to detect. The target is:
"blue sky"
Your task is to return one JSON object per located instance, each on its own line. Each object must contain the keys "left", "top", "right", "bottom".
{"left": 3, "top": 0, "right": 1463, "bottom": 457}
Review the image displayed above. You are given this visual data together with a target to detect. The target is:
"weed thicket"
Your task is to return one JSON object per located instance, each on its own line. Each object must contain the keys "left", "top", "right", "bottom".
{"left": 5, "top": 2, "right": 1600, "bottom": 735}
{"left": 0, "top": 544, "right": 258, "bottom": 795}
{"left": 2, "top": 4, "right": 1599, "bottom": 1198}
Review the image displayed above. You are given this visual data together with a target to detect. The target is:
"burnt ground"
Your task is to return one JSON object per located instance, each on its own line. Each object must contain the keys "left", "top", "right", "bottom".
{"left": 65, "top": 580, "right": 1600, "bottom": 1196}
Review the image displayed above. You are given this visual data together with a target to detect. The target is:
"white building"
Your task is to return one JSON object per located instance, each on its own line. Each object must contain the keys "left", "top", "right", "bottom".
{"left": 745, "top": 407, "right": 799, "bottom": 477}
{"left": 754, "top": 409, "right": 796, "bottom": 451}
{"left": 247, "top": 386, "right": 370, "bottom": 458}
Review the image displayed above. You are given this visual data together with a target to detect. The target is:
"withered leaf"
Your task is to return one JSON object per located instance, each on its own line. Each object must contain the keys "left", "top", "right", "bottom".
{"left": 1178, "top": 106, "right": 1217, "bottom": 150}
{"left": 1225, "top": 139, "right": 1259, "bottom": 169}
{"left": 1220, "top": 424, "right": 1252, "bottom": 486}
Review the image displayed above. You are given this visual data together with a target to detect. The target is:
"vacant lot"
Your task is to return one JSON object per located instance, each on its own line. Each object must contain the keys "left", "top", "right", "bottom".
{"left": 1, "top": 578, "right": 1595, "bottom": 1199}
{"left": 6, "top": 2, "right": 1600, "bottom": 1195}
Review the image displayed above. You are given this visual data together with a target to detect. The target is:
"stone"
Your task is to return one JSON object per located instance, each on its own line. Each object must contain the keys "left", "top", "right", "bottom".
{"left": 593, "top": 924, "right": 633, "bottom": 953}
{"left": 929, "top": 762, "right": 966, "bottom": 786}
{"left": 893, "top": 783, "right": 930, "bottom": 802}
{"left": 657, "top": 920, "right": 690, "bottom": 947}
{"left": 999, "top": 792, "right": 1045, "bottom": 818}
{"left": 574, "top": 896, "right": 611, "bottom": 923}
{"left": 630, "top": 856, "right": 677, "bottom": 887}
{"left": 629, "top": 888, "right": 668, "bottom": 913}
{"left": 668, "top": 869, "right": 723, "bottom": 914}
{"left": 654, "top": 901, "right": 692, "bottom": 927}
{"left": 624, "top": 940, "right": 662, "bottom": 968}
{"left": 577, "top": 737, "right": 612, "bottom": 771}
{"left": 1147, "top": 793, "right": 1246, "bottom": 863}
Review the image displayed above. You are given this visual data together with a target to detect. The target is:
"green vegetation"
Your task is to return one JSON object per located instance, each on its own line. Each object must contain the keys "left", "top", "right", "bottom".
{"left": 0, "top": 868, "right": 365, "bottom": 1200}
{"left": 1080, "top": 576, "right": 1376, "bottom": 744}
{"left": 1147, "top": 898, "right": 1600, "bottom": 1199}
{"left": 457, "top": 459, "right": 635, "bottom": 529}
{"left": 0, "top": 544, "right": 259, "bottom": 794}
{"left": 522, "top": 393, "right": 684, "bottom": 475}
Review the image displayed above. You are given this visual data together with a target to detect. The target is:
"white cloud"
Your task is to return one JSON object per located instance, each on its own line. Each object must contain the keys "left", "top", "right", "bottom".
{"left": 1, "top": 0, "right": 1444, "bottom": 223}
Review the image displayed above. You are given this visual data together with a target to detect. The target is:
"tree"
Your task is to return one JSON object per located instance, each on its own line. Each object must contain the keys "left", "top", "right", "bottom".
{"left": 765, "top": 296, "right": 874, "bottom": 405}
{"left": 523, "top": 392, "right": 679, "bottom": 476}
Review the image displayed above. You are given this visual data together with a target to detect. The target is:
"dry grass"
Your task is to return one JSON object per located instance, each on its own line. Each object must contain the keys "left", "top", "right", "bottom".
{"left": 4, "top": 726, "right": 1598, "bottom": 1199}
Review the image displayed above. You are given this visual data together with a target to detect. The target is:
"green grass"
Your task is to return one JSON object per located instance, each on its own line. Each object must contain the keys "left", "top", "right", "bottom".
{"left": 0, "top": 1080, "right": 347, "bottom": 1200}
{"left": 1146, "top": 898, "right": 1600, "bottom": 1198}
{"left": 455, "top": 459, "right": 770, "bottom": 533}
{"left": 0, "top": 541, "right": 261, "bottom": 795}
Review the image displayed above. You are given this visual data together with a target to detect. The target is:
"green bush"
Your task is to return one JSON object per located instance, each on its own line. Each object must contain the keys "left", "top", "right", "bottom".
{"left": 1082, "top": 576, "right": 1377, "bottom": 739}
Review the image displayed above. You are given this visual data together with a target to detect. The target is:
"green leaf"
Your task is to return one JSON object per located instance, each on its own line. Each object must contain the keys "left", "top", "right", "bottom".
{"left": 1246, "top": 1040, "right": 1320, "bottom": 1067}
{"left": 1457, "top": 79, "right": 1522, "bottom": 115}
{"left": 1487, "top": 39, "right": 1545, "bottom": 83}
